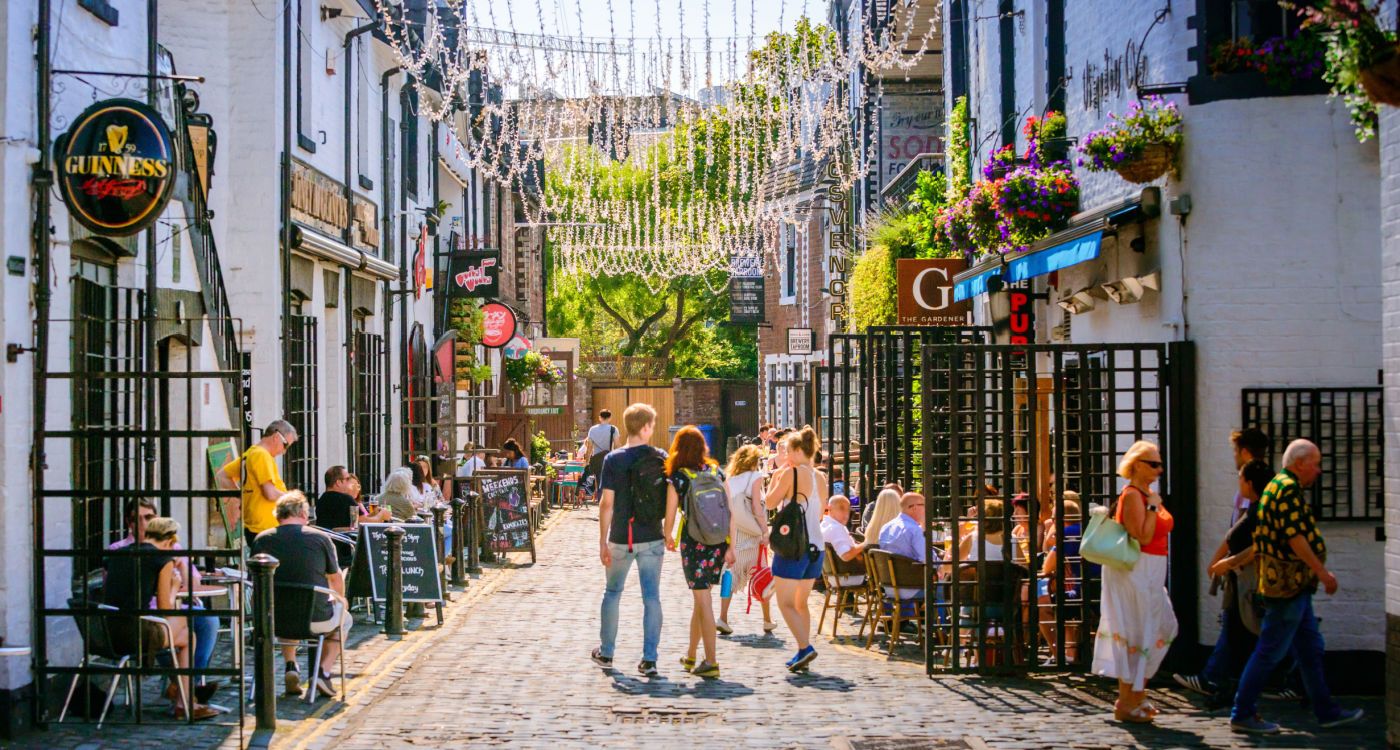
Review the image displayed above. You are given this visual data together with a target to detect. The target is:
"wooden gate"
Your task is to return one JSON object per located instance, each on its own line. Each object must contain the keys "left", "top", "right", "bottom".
{"left": 592, "top": 385, "right": 674, "bottom": 449}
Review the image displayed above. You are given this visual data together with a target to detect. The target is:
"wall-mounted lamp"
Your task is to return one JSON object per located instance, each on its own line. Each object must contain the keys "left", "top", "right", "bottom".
{"left": 1057, "top": 286, "right": 1105, "bottom": 315}
{"left": 1100, "top": 271, "right": 1161, "bottom": 305}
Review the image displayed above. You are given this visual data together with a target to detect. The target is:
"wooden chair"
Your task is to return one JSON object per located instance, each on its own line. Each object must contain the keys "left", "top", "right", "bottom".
{"left": 955, "top": 561, "right": 1029, "bottom": 669}
{"left": 866, "top": 549, "right": 927, "bottom": 657}
{"left": 818, "top": 543, "right": 867, "bottom": 637}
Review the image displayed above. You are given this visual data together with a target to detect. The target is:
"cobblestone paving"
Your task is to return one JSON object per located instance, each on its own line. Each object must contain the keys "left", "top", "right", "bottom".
{"left": 18, "top": 509, "right": 1383, "bottom": 749}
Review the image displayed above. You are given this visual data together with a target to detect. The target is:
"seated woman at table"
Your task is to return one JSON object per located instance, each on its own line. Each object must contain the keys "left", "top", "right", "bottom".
{"left": 378, "top": 468, "right": 421, "bottom": 521}
{"left": 108, "top": 499, "right": 221, "bottom": 703}
{"left": 501, "top": 439, "right": 531, "bottom": 470}
{"left": 104, "top": 517, "right": 217, "bottom": 720}
{"left": 1038, "top": 494, "right": 1084, "bottom": 663}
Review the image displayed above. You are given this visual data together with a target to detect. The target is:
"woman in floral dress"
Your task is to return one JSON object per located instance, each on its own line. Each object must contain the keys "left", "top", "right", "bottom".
{"left": 666, "top": 426, "right": 734, "bottom": 679}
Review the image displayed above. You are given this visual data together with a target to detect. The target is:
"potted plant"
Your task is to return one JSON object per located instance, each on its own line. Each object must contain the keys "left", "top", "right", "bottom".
{"left": 1208, "top": 29, "right": 1325, "bottom": 91}
{"left": 1077, "top": 96, "right": 1183, "bottom": 183}
{"left": 1290, "top": 0, "right": 1400, "bottom": 139}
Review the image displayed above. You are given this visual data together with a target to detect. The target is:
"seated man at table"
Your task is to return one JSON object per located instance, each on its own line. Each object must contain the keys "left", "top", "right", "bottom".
{"left": 878, "top": 492, "right": 939, "bottom": 599}
{"left": 252, "top": 491, "right": 348, "bottom": 699}
{"left": 317, "top": 465, "right": 390, "bottom": 531}
{"left": 821, "top": 495, "right": 866, "bottom": 588}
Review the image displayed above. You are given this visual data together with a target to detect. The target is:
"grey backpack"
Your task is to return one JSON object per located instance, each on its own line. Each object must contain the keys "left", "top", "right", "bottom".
{"left": 684, "top": 467, "right": 732, "bottom": 546}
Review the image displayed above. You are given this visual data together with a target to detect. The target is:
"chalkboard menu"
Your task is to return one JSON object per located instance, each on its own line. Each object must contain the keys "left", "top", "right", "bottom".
{"left": 347, "top": 523, "right": 444, "bottom": 604}
{"left": 730, "top": 276, "right": 764, "bottom": 324}
{"left": 477, "top": 469, "right": 534, "bottom": 555}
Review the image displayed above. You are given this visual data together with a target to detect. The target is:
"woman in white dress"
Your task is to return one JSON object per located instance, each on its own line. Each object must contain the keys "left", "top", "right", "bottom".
{"left": 1092, "top": 440, "right": 1178, "bottom": 723}
{"left": 717, "top": 445, "right": 776, "bottom": 635}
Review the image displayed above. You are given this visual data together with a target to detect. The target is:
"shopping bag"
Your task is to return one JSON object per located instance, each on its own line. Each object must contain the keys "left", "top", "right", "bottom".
{"left": 1081, "top": 504, "right": 1141, "bottom": 571}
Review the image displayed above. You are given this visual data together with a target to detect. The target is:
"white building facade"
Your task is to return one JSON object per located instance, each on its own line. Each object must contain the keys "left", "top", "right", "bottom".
{"left": 945, "top": 0, "right": 1383, "bottom": 680}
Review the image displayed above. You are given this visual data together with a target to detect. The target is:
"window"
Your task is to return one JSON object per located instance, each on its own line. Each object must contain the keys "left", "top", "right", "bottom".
{"left": 352, "top": 329, "right": 386, "bottom": 493}
{"left": 782, "top": 227, "right": 797, "bottom": 302}
{"left": 998, "top": 0, "right": 1017, "bottom": 148}
{"left": 1189, "top": 0, "right": 1327, "bottom": 103}
{"left": 296, "top": 0, "right": 316, "bottom": 152}
{"left": 948, "top": 0, "right": 969, "bottom": 102}
{"left": 286, "top": 311, "right": 319, "bottom": 496}
{"left": 1045, "top": 0, "right": 1066, "bottom": 113}
{"left": 402, "top": 87, "right": 419, "bottom": 201}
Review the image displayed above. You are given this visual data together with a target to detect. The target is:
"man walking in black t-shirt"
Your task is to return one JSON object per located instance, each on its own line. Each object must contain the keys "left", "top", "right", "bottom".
{"left": 591, "top": 403, "right": 677, "bottom": 677}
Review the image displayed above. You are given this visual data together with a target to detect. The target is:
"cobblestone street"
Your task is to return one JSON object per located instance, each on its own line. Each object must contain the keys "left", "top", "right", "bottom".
{"left": 17, "top": 507, "right": 1384, "bottom": 749}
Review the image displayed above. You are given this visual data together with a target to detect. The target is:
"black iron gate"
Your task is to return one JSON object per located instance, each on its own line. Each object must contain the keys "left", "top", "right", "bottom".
{"left": 351, "top": 330, "right": 387, "bottom": 493}
{"left": 36, "top": 298, "right": 250, "bottom": 725}
{"left": 816, "top": 330, "right": 1195, "bottom": 675}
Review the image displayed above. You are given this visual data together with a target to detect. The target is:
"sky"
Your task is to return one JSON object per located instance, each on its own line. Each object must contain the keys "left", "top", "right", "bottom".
{"left": 452, "top": 0, "right": 830, "bottom": 97}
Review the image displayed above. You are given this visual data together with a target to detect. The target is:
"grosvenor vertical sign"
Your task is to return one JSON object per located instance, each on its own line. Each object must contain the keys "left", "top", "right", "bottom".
{"left": 824, "top": 161, "right": 850, "bottom": 324}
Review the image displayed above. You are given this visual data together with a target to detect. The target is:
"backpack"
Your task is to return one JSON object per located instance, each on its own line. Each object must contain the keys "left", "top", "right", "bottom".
{"left": 627, "top": 448, "right": 669, "bottom": 525}
{"left": 683, "top": 467, "right": 731, "bottom": 545}
{"left": 770, "top": 468, "right": 811, "bottom": 560}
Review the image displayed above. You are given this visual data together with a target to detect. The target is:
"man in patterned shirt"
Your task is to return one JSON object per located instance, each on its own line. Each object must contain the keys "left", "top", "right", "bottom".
{"left": 1229, "top": 440, "right": 1362, "bottom": 734}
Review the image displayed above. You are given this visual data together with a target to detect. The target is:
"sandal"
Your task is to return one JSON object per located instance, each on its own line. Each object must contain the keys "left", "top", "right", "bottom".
{"left": 1114, "top": 701, "right": 1155, "bottom": 724}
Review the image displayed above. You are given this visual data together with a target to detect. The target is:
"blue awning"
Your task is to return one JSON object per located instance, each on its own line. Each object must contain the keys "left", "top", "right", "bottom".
{"left": 953, "top": 228, "right": 1105, "bottom": 302}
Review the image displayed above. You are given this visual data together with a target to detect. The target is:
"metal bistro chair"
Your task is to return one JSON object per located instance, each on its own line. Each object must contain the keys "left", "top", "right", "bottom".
{"left": 818, "top": 543, "right": 868, "bottom": 638}
{"left": 59, "top": 603, "right": 187, "bottom": 727}
{"left": 247, "top": 582, "right": 350, "bottom": 704}
{"left": 955, "top": 561, "right": 1029, "bottom": 669}
{"left": 558, "top": 461, "right": 585, "bottom": 508}
{"left": 866, "top": 550, "right": 927, "bottom": 657}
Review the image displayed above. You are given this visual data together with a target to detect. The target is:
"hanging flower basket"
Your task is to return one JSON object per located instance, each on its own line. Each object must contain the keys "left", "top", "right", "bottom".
{"left": 1113, "top": 142, "right": 1175, "bottom": 184}
{"left": 1360, "top": 46, "right": 1400, "bottom": 105}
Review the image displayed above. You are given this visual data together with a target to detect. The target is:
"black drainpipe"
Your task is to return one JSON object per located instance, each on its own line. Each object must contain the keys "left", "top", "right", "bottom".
{"left": 31, "top": 0, "right": 54, "bottom": 725}
{"left": 398, "top": 83, "right": 412, "bottom": 466}
{"left": 280, "top": 0, "right": 294, "bottom": 424}
{"left": 144, "top": 0, "right": 159, "bottom": 493}
{"left": 374, "top": 66, "right": 399, "bottom": 473}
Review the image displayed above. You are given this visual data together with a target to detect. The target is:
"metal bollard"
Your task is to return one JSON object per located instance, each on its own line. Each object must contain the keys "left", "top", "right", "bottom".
{"left": 249, "top": 553, "right": 279, "bottom": 732}
{"left": 450, "top": 497, "right": 468, "bottom": 586}
{"left": 432, "top": 503, "right": 450, "bottom": 593}
{"left": 384, "top": 526, "right": 405, "bottom": 637}
{"left": 465, "top": 491, "right": 485, "bottom": 572}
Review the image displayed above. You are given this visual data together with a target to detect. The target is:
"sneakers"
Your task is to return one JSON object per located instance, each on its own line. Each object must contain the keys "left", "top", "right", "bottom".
{"left": 678, "top": 656, "right": 695, "bottom": 672}
{"left": 1263, "top": 687, "right": 1301, "bottom": 701}
{"left": 590, "top": 648, "right": 614, "bottom": 669}
{"left": 1172, "top": 673, "right": 1216, "bottom": 696}
{"left": 314, "top": 672, "right": 336, "bottom": 698}
{"left": 762, "top": 620, "right": 778, "bottom": 634}
{"left": 637, "top": 660, "right": 659, "bottom": 678}
{"left": 284, "top": 664, "right": 302, "bottom": 696}
{"left": 789, "top": 646, "right": 817, "bottom": 672}
{"left": 1319, "top": 708, "right": 1364, "bottom": 729}
{"left": 691, "top": 661, "right": 721, "bottom": 679}
{"left": 715, "top": 619, "right": 733, "bottom": 636}
{"left": 1230, "top": 715, "right": 1281, "bottom": 735}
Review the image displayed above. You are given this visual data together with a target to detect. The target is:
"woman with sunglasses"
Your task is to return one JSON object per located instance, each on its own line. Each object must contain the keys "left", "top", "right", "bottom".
{"left": 1092, "top": 440, "right": 1178, "bottom": 724}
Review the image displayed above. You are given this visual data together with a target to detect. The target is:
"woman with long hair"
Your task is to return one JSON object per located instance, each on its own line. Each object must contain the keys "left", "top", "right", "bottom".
{"left": 667, "top": 426, "right": 734, "bottom": 678}
{"left": 502, "top": 438, "right": 530, "bottom": 470}
{"left": 862, "top": 488, "right": 903, "bottom": 539}
{"left": 719, "top": 445, "right": 776, "bottom": 635}
{"left": 763, "top": 426, "right": 828, "bottom": 672}
{"left": 1093, "top": 440, "right": 1178, "bottom": 723}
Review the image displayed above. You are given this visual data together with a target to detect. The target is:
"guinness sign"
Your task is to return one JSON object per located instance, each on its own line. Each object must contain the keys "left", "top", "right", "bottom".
{"left": 55, "top": 99, "right": 175, "bottom": 237}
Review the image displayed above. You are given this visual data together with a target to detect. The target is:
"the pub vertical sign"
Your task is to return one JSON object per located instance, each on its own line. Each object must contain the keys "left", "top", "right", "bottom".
{"left": 55, "top": 99, "right": 176, "bottom": 237}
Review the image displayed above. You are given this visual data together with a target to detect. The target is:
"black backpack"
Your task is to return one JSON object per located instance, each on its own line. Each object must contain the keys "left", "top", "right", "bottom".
{"left": 627, "top": 448, "right": 669, "bottom": 524}
{"left": 770, "top": 467, "right": 811, "bottom": 560}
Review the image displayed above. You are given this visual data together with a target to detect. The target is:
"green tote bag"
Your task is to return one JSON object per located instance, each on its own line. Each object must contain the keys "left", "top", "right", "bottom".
{"left": 1081, "top": 504, "right": 1141, "bottom": 571}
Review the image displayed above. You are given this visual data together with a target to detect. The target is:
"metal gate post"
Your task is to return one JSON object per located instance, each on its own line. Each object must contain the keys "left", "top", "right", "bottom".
{"left": 1164, "top": 340, "right": 1198, "bottom": 667}
{"left": 466, "top": 490, "right": 483, "bottom": 573}
{"left": 384, "top": 526, "right": 406, "bottom": 637}
{"left": 450, "top": 495, "right": 468, "bottom": 585}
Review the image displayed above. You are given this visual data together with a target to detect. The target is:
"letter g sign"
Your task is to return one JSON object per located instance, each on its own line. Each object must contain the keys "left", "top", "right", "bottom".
{"left": 912, "top": 266, "right": 952, "bottom": 311}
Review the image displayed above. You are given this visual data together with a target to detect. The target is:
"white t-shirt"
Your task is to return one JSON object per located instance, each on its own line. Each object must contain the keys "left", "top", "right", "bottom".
{"left": 820, "top": 516, "right": 865, "bottom": 586}
{"left": 457, "top": 456, "right": 484, "bottom": 478}
{"left": 586, "top": 423, "right": 619, "bottom": 456}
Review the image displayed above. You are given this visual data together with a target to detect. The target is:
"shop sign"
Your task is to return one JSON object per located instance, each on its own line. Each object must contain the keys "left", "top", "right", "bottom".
{"left": 897, "top": 258, "right": 970, "bottom": 326}
{"left": 822, "top": 161, "right": 850, "bottom": 324}
{"left": 504, "top": 334, "right": 532, "bottom": 360}
{"left": 996, "top": 281, "right": 1038, "bottom": 347}
{"left": 787, "top": 327, "right": 814, "bottom": 356}
{"left": 290, "top": 159, "right": 380, "bottom": 251}
{"left": 729, "top": 276, "right": 764, "bottom": 324}
{"left": 412, "top": 225, "right": 427, "bottom": 299}
{"left": 446, "top": 250, "right": 501, "bottom": 299}
{"left": 481, "top": 302, "right": 516, "bottom": 348}
{"left": 880, "top": 94, "right": 943, "bottom": 188}
{"left": 55, "top": 98, "right": 176, "bottom": 237}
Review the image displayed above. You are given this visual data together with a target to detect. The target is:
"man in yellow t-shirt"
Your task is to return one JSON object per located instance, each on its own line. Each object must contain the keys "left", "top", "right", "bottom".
{"left": 222, "top": 420, "right": 297, "bottom": 548}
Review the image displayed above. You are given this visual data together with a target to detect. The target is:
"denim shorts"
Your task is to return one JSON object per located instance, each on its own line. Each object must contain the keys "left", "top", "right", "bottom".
{"left": 772, "top": 549, "right": 824, "bottom": 580}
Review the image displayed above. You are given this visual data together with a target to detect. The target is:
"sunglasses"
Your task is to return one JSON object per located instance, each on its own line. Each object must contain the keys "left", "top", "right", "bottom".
{"left": 1142, "top": 460, "right": 1163, "bottom": 469}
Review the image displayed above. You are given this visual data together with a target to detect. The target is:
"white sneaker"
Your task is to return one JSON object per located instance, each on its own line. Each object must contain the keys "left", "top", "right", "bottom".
{"left": 716, "top": 619, "right": 734, "bottom": 636}
{"left": 763, "top": 620, "right": 778, "bottom": 633}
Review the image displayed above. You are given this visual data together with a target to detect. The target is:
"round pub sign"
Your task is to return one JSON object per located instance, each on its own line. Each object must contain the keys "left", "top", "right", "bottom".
{"left": 55, "top": 99, "right": 176, "bottom": 237}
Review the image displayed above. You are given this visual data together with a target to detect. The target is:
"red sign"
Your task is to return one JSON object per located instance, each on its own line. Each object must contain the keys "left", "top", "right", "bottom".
{"left": 481, "top": 302, "right": 517, "bottom": 348}
{"left": 413, "top": 226, "right": 427, "bottom": 299}
{"left": 1008, "top": 287, "right": 1036, "bottom": 346}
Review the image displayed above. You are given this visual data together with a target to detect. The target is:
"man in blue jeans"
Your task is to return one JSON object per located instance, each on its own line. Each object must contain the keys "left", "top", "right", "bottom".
{"left": 1230, "top": 439, "right": 1363, "bottom": 734}
{"left": 591, "top": 403, "right": 678, "bottom": 677}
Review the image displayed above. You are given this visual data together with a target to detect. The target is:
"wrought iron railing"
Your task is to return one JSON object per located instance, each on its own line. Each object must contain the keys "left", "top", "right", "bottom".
{"left": 879, "top": 152, "right": 944, "bottom": 207}
{"left": 1242, "top": 387, "right": 1383, "bottom": 521}
{"left": 579, "top": 355, "right": 668, "bottom": 382}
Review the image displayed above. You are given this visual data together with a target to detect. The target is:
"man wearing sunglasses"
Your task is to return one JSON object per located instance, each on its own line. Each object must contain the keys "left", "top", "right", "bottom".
{"left": 220, "top": 420, "right": 298, "bottom": 549}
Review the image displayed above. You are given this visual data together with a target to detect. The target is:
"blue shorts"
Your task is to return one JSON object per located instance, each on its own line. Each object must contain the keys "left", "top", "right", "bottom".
{"left": 772, "top": 550, "right": 824, "bottom": 580}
